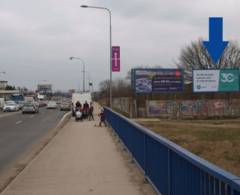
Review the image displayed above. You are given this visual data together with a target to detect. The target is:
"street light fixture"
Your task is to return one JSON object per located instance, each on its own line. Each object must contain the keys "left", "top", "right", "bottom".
{"left": 69, "top": 57, "right": 86, "bottom": 92}
{"left": 84, "top": 71, "right": 93, "bottom": 92}
{"left": 80, "top": 5, "right": 113, "bottom": 108}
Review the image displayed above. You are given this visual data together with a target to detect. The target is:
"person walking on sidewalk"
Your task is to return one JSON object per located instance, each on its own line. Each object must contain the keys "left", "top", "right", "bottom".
{"left": 83, "top": 101, "right": 89, "bottom": 119}
{"left": 88, "top": 102, "right": 94, "bottom": 121}
{"left": 98, "top": 108, "right": 107, "bottom": 127}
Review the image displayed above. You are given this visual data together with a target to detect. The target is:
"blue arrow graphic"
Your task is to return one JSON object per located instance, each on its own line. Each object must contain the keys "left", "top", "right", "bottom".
{"left": 203, "top": 17, "right": 229, "bottom": 64}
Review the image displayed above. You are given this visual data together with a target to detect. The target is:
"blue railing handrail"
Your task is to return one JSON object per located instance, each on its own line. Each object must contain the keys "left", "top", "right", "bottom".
{"left": 105, "top": 107, "right": 240, "bottom": 191}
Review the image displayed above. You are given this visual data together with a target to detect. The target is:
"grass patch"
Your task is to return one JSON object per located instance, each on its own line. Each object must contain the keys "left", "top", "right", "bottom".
{"left": 138, "top": 118, "right": 240, "bottom": 176}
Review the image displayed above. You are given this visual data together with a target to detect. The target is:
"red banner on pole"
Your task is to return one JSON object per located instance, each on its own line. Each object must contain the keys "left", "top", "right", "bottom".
{"left": 112, "top": 46, "right": 120, "bottom": 72}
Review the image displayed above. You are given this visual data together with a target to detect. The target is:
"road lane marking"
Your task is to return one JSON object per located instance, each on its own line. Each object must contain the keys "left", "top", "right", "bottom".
{"left": 30, "top": 115, "right": 34, "bottom": 118}
{"left": 16, "top": 120, "right": 23, "bottom": 125}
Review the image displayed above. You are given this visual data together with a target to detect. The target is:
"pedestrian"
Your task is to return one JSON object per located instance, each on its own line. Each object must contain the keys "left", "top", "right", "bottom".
{"left": 98, "top": 108, "right": 107, "bottom": 127}
{"left": 75, "top": 108, "right": 83, "bottom": 121}
{"left": 71, "top": 102, "right": 75, "bottom": 116}
{"left": 75, "top": 101, "right": 81, "bottom": 111}
{"left": 73, "top": 101, "right": 81, "bottom": 117}
{"left": 83, "top": 101, "right": 89, "bottom": 119}
{"left": 88, "top": 102, "right": 94, "bottom": 121}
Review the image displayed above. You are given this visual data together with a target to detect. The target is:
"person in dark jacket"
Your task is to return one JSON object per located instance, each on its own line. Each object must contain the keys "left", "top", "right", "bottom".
{"left": 83, "top": 101, "right": 89, "bottom": 119}
{"left": 98, "top": 108, "right": 107, "bottom": 127}
{"left": 88, "top": 102, "right": 94, "bottom": 121}
{"left": 73, "top": 101, "right": 81, "bottom": 117}
{"left": 75, "top": 101, "right": 81, "bottom": 110}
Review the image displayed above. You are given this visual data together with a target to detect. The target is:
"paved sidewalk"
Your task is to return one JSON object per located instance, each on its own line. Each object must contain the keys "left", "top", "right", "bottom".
{"left": 1, "top": 115, "right": 153, "bottom": 195}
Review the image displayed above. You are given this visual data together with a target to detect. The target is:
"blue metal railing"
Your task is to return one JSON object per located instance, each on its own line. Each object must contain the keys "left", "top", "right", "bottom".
{"left": 105, "top": 107, "right": 240, "bottom": 195}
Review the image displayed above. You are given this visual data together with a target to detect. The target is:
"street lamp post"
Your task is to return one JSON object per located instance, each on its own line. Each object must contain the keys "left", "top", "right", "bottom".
{"left": 80, "top": 5, "right": 112, "bottom": 108}
{"left": 69, "top": 57, "right": 86, "bottom": 92}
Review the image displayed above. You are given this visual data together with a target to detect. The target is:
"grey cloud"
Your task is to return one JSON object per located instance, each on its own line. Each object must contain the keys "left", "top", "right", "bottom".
{"left": 0, "top": 0, "right": 239, "bottom": 90}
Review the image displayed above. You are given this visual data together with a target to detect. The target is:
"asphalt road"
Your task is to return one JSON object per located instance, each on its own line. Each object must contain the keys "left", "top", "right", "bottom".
{"left": 0, "top": 108, "right": 67, "bottom": 173}
{"left": 0, "top": 111, "right": 20, "bottom": 119}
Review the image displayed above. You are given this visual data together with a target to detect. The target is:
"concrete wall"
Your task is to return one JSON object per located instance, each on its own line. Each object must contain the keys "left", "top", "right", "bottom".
{"left": 113, "top": 97, "right": 134, "bottom": 117}
{"left": 146, "top": 99, "right": 240, "bottom": 119}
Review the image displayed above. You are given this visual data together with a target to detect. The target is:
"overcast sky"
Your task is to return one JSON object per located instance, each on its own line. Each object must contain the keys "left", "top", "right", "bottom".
{"left": 0, "top": 0, "right": 239, "bottom": 91}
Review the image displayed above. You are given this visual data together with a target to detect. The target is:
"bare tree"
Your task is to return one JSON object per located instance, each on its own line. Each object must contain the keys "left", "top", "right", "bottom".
{"left": 112, "top": 79, "right": 131, "bottom": 97}
{"left": 5, "top": 85, "right": 16, "bottom": 90}
{"left": 99, "top": 80, "right": 110, "bottom": 97}
{"left": 98, "top": 78, "right": 132, "bottom": 100}
{"left": 177, "top": 39, "right": 240, "bottom": 82}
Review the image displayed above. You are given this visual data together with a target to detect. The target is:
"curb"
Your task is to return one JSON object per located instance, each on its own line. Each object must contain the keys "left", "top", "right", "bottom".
{"left": 56, "top": 112, "right": 71, "bottom": 129}
{"left": 0, "top": 112, "right": 71, "bottom": 194}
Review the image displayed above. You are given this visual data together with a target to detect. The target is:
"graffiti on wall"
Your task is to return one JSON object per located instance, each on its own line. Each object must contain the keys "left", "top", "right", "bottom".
{"left": 114, "top": 97, "right": 240, "bottom": 118}
{"left": 193, "top": 100, "right": 209, "bottom": 116}
{"left": 208, "top": 100, "right": 228, "bottom": 116}
{"left": 148, "top": 101, "right": 168, "bottom": 116}
{"left": 147, "top": 100, "right": 178, "bottom": 117}
{"left": 180, "top": 100, "right": 208, "bottom": 117}
{"left": 146, "top": 99, "right": 239, "bottom": 118}
{"left": 180, "top": 101, "right": 194, "bottom": 116}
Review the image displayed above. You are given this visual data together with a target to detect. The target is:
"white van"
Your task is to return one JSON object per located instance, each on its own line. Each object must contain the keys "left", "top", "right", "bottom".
{"left": 72, "top": 92, "right": 92, "bottom": 107}
{"left": 72, "top": 92, "right": 92, "bottom": 115}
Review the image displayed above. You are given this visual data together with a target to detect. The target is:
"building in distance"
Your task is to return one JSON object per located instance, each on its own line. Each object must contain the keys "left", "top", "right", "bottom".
{"left": 37, "top": 83, "right": 52, "bottom": 95}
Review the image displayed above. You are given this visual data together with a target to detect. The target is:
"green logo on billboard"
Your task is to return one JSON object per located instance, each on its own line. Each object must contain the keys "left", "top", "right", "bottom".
{"left": 219, "top": 69, "right": 239, "bottom": 92}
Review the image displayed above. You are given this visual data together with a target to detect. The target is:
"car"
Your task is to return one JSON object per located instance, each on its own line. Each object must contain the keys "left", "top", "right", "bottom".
{"left": 17, "top": 101, "right": 25, "bottom": 110}
{"left": 22, "top": 102, "right": 39, "bottom": 114}
{"left": 38, "top": 100, "right": 47, "bottom": 107}
{"left": 60, "top": 101, "right": 71, "bottom": 111}
{"left": 33, "top": 101, "right": 40, "bottom": 108}
{"left": 47, "top": 101, "right": 57, "bottom": 109}
{"left": 10, "top": 94, "right": 25, "bottom": 109}
{"left": 3, "top": 101, "right": 20, "bottom": 112}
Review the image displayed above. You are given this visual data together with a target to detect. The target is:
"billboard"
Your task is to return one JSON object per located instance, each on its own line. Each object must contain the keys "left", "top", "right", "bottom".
{"left": 193, "top": 69, "right": 239, "bottom": 92}
{"left": 37, "top": 84, "right": 52, "bottom": 94}
{"left": 132, "top": 69, "right": 184, "bottom": 93}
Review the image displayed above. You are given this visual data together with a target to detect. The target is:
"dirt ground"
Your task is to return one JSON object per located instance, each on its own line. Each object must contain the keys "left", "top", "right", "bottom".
{"left": 136, "top": 118, "right": 240, "bottom": 177}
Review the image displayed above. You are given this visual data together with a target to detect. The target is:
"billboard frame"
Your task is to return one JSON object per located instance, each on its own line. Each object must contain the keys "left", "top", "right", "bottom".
{"left": 192, "top": 68, "right": 240, "bottom": 93}
{"left": 132, "top": 68, "right": 184, "bottom": 94}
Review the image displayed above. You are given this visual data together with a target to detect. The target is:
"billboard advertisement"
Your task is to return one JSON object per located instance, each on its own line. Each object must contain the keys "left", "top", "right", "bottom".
{"left": 112, "top": 46, "right": 120, "bottom": 72}
{"left": 193, "top": 69, "right": 239, "bottom": 92}
{"left": 132, "top": 69, "right": 184, "bottom": 93}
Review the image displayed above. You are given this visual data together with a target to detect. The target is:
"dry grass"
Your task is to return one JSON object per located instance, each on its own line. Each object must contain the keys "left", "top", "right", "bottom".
{"left": 137, "top": 118, "right": 240, "bottom": 176}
